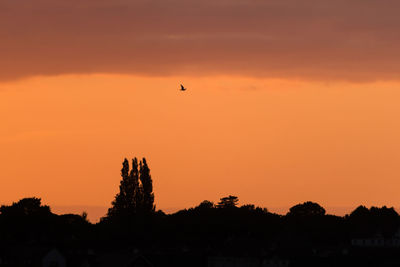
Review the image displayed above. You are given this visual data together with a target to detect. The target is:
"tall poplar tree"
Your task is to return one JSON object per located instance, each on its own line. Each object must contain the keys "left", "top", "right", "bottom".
{"left": 139, "top": 158, "right": 155, "bottom": 214}
{"left": 106, "top": 157, "right": 155, "bottom": 220}
{"left": 107, "top": 158, "right": 135, "bottom": 218}
{"left": 130, "top": 157, "right": 141, "bottom": 212}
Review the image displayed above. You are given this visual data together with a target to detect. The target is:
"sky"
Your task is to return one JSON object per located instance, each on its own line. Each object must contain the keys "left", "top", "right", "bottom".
{"left": 1, "top": 0, "right": 400, "bottom": 222}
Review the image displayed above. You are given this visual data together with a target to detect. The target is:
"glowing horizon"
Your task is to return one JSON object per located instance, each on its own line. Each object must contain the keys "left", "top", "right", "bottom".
{"left": 1, "top": 74, "right": 400, "bottom": 222}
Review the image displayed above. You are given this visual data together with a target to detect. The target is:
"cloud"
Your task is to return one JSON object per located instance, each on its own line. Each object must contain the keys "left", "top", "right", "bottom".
{"left": 1, "top": 0, "right": 400, "bottom": 81}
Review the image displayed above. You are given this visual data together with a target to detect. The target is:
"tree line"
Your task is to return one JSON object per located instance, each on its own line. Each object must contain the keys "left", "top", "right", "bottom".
{"left": 0, "top": 157, "right": 399, "bottom": 250}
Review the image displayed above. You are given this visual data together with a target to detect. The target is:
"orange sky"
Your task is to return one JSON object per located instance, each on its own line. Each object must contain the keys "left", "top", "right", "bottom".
{"left": 1, "top": 75, "right": 400, "bottom": 222}
{"left": 2, "top": 0, "right": 400, "bottom": 222}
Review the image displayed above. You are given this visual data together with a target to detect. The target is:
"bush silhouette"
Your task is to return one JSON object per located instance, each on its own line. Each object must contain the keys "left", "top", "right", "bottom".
{"left": 287, "top": 201, "right": 326, "bottom": 217}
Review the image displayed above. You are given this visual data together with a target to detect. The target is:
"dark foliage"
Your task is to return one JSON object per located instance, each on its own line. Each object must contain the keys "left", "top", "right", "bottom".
{"left": 0, "top": 197, "right": 51, "bottom": 217}
{"left": 0, "top": 198, "right": 91, "bottom": 244}
{"left": 1, "top": 159, "right": 400, "bottom": 266}
{"left": 287, "top": 201, "right": 326, "bottom": 217}
{"left": 105, "top": 157, "right": 155, "bottom": 222}
{"left": 139, "top": 158, "right": 155, "bottom": 214}
{"left": 217, "top": 195, "right": 239, "bottom": 208}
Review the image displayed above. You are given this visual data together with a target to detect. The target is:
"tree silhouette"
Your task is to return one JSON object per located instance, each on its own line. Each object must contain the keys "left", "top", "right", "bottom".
{"left": 196, "top": 200, "right": 215, "bottom": 210}
{"left": 217, "top": 195, "right": 239, "bottom": 208}
{"left": 130, "top": 157, "right": 141, "bottom": 214}
{"left": 287, "top": 201, "right": 326, "bottom": 217}
{"left": 348, "top": 205, "right": 369, "bottom": 218}
{"left": 106, "top": 157, "right": 155, "bottom": 220}
{"left": 348, "top": 205, "right": 399, "bottom": 236}
{"left": 0, "top": 197, "right": 51, "bottom": 217}
{"left": 107, "top": 158, "right": 136, "bottom": 219}
{"left": 139, "top": 158, "right": 155, "bottom": 214}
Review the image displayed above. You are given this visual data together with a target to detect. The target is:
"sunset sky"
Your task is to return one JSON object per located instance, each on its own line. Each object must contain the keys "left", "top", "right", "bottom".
{"left": 1, "top": 0, "right": 400, "bottom": 222}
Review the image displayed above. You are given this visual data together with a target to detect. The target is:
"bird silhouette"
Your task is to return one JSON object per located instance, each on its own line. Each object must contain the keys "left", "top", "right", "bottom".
{"left": 180, "top": 84, "right": 187, "bottom": 91}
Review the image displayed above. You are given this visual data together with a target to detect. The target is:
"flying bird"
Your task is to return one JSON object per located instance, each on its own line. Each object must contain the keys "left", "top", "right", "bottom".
{"left": 180, "top": 84, "right": 187, "bottom": 91}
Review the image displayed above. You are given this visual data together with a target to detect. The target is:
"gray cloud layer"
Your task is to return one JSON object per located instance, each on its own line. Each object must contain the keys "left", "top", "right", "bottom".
{"left": 1, "top": 0, "right": 400, "bottom": 81}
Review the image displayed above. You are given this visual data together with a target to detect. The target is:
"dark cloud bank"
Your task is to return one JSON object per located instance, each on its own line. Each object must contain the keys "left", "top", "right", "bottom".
{"left": 1, "top": 0, "right": 400, "bottom": 81}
